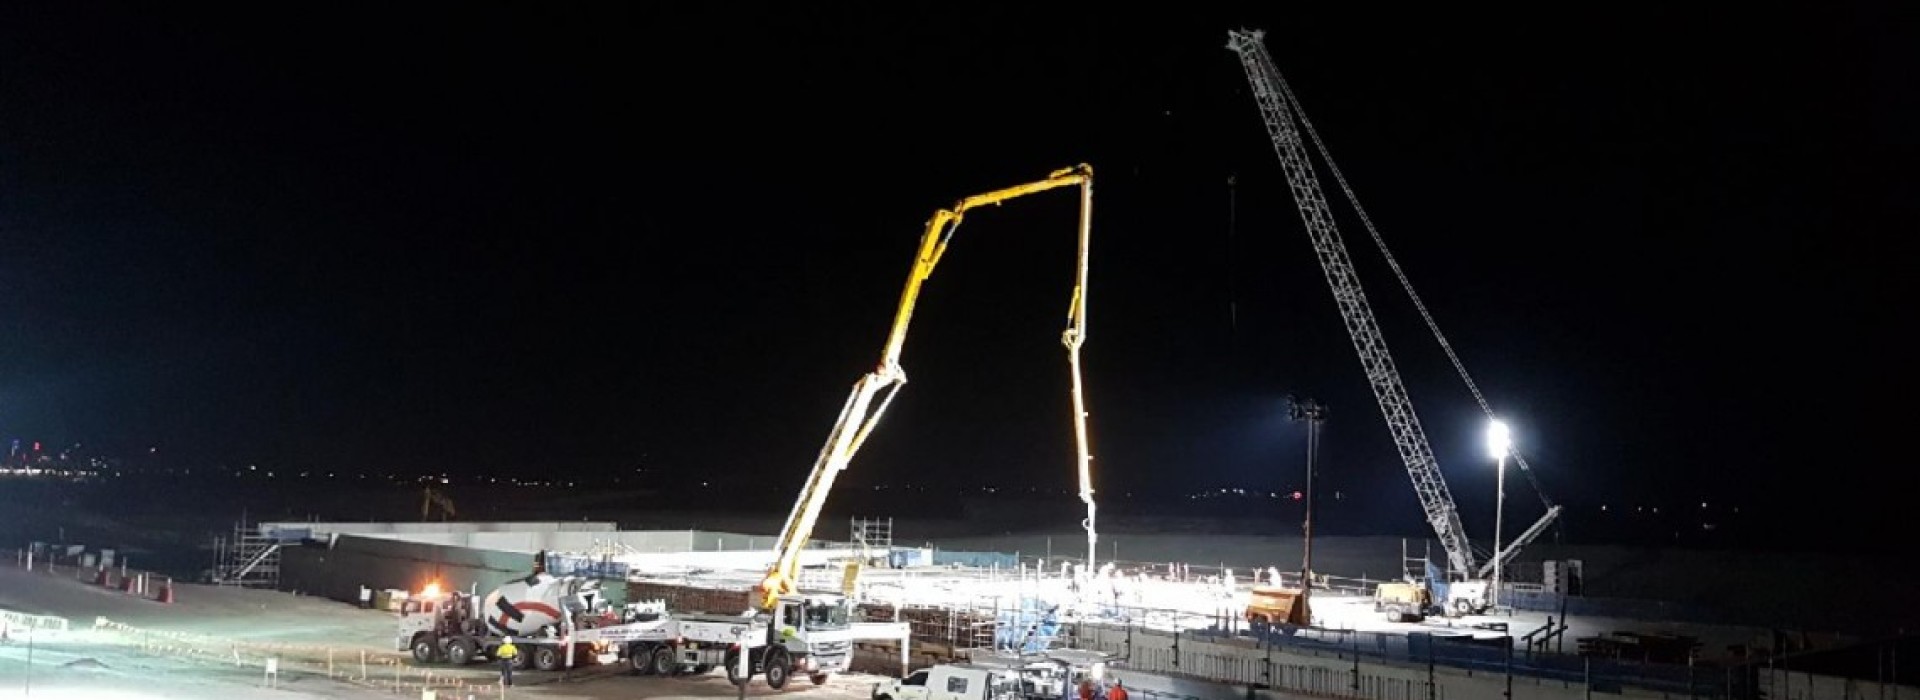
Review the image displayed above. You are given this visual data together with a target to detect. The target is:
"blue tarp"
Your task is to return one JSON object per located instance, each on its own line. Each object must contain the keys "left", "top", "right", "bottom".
{"left": 544, "top": 555, "right": 630, "bottom": 580}
{"left": 1423, "top": 561, "right": 1449, "bottom": 608}
{"left": 992, "top": 596, "right": 1062, "bottom": 653}
{"left": 888, "top": 549, "right": 930, "bottom": 568}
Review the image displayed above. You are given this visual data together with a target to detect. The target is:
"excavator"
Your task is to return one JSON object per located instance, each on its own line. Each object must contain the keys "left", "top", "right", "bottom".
{"left": 752, "top": 164, "right": 1099, "bottom": 612}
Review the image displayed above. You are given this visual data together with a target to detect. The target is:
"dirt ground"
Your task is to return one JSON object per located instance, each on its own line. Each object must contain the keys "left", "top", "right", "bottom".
{"left": 0, "top": 563, "right": 881, "bottom": 700}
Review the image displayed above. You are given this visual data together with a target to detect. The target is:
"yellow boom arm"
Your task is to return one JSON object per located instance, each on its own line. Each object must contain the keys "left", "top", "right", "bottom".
{"left": 755, "top": 164, "right": 1098, "bottom": 610}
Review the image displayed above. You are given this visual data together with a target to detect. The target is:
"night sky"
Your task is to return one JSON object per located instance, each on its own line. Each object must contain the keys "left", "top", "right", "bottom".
{"left": 2, "top": 5, "right": 1912, "bottom": 542}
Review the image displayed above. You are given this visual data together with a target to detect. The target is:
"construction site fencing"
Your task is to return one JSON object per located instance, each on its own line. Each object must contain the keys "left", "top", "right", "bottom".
{"left": 1504, "top": 583, "right": 1733, "bottom": 628}
{"left": 93, "top": 617, "right": 512, "bottom": 697}
{"left": 1072, "top": 616, "right": 1758, "bottom": 699}
{"left": 1016, "top": 553, "right": 1388, "bottom": 597}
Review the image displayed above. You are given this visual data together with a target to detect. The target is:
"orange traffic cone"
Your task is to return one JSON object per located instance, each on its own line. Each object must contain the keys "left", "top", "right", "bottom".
{"left": 121, "top": 575, "right": 135, "bottom": 593}
{"left": 156, "top": 580, "right": 174, "bottom": 604}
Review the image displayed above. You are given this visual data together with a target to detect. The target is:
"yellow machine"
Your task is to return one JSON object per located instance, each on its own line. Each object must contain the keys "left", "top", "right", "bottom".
{"left": 421, "top": 486, "right": 456, "bottom": 522}
{"left": 1375, "top": 581, "right": 1432, "bottom": 622}
{"left": 753, "top": 165, "right": 1099, "bottom": 611}
{"left": 1244, "top": 585, "right": 1312, "bottom": 631}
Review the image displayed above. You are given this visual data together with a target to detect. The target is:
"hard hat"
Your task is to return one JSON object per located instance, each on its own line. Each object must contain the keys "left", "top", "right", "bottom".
{"left": 504, "top": 636, "right": 513, "bottom": 643}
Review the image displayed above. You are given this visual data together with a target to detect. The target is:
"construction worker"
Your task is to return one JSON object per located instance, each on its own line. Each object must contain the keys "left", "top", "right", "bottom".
{"left": 495, "top": 637, "right": 519, "bottom": 686}
{"left": 1108, "top": 679, "right": 1129, "bottom": 700}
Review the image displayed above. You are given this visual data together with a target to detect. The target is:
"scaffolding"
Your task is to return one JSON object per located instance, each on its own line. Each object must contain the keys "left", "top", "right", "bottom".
{"left": 990, "top": 595, "right": 1066, "bottom": 654}
{"left": 851, "top": 516, "right": 894, "bottom": 559}
{"left": 211, "top": 520, "right": 282, "bottom": 588}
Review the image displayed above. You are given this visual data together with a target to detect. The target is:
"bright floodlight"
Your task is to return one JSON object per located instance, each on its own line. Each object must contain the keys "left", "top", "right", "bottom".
{"left": 1486, "top": 419, "right": 1512, "bottom": 460}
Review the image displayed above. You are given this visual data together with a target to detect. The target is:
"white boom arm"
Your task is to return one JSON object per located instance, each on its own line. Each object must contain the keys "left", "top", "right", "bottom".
{"left": 1228, "top": 29, "right": 1477, "bottom": 576}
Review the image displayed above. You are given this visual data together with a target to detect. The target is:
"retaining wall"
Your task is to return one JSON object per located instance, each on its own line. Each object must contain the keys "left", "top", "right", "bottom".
{"left": 266, "top": 523, "right": 834, "bottom": 557}
{"left": 261, "top": 521, "right": 617, "bottom": 538}
{"left": 278, "top": 534, "right": 553, "bottom": 604}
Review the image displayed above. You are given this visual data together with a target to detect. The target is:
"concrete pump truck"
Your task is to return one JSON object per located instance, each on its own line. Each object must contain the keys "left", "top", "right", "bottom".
{"left": 701, "top": 165, "right": 1101, "bottom": 689}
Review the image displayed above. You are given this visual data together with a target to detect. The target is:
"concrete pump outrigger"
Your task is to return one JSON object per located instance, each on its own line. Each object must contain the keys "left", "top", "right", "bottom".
{"left": 754, "top": 165, "right": 1101, "bottom": 612}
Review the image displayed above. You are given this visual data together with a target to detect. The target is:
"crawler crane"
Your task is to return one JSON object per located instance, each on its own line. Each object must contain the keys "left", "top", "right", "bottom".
{"left": 753, "top": 165, "right": 1100, "bottom": 612}
{"left": 1228, "top": 31, "right": 1560, "bottom": 612}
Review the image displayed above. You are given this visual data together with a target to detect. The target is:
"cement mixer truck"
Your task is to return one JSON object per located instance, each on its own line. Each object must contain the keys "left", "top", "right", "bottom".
{"left": 396, "top": 572, "right": 666, "bottom": 671}
{"left": 396, "top": 573, "right": 855, "bottom": 688}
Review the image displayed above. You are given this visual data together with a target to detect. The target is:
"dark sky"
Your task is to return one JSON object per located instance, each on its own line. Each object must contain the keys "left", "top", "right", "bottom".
{"left": 2, "top": 4, "right": 1913, "bottom": 540}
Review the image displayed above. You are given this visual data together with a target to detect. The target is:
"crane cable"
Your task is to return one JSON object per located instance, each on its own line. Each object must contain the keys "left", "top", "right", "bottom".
{"left": 1272, "top": 74, "right": 1555, "bottom": 511}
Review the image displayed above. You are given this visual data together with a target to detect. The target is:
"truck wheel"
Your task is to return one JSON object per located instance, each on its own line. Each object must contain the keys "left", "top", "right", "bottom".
{"left": 411, "top": 634, "right": 441, "bottom": 663}
{"left": 1453, "top": 598, "right": 1475, "bottom": 617}
{"left": 650, "top": 646, "right": 675, "bottom": 676}
{"left": 810, "top": 672, "right": 830, "bottom": 686}
{"left": 533, "top": 645, "right": 562, "bottom": 672}
{"left": 723, "top": 650, "right": 747, "bottom": 686}
{"left": 628, "top": 644, "right": 654, "bottom": 675}
{"left": 445, "top": 637, "right": 477, "bottom": 665}
{"left": 762, "top": 648, "right": 792, "bottom": 690}
{"left": 510, "top": 651, "right": 530, "bottom": 670}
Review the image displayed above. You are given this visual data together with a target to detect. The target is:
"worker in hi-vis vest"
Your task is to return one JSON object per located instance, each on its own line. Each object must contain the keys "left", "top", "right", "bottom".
{"left": 495, "top": 637, "right": 519, "bottom": 686}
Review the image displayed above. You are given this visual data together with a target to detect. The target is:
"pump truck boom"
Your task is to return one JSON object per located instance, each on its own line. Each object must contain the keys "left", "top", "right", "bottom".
{"left": 754, "top": 165, "right": 1099, "bottom": 612}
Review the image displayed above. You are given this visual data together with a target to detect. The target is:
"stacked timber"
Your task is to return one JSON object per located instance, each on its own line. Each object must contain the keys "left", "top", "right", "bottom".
{"left": 626, "top": 581, "right": 750, "bottom": 614}
{"left": 856, "top": 602, "right": 994, "bottom": 660}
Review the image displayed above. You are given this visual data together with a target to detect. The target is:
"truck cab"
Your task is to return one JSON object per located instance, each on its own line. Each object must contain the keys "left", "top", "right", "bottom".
{"left": 396, "top": 589, "right": 486, "bottom": 659}
{"left": 770, "top": 592, "right": 851, "bottom": 639}
{"left": 761, "top": 592, "right": 854, "bottom": 685}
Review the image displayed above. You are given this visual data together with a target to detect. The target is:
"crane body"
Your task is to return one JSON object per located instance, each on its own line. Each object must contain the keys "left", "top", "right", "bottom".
{"left": 1229, "top": 30, "right": 1569, "bottom": 599}
{"left": 755, "top": 165, "right": 1099, "bottom": 612}
{"left": 1228, "top": 30, "right": 1478, "bottom": 577}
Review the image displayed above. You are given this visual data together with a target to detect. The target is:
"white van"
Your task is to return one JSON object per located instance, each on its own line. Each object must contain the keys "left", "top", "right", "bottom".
{"left": 873, "top": 663, "right": 1053, "bottom": 700}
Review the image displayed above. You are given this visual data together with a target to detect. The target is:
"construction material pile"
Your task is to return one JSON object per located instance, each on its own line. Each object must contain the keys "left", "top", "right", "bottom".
{"left": 625, "top": 580, "right": 748, "bottom": 615}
